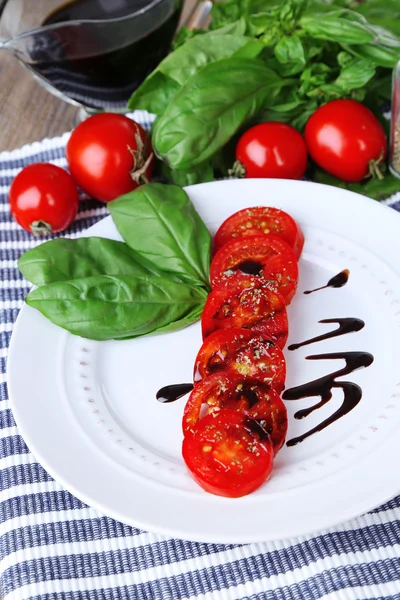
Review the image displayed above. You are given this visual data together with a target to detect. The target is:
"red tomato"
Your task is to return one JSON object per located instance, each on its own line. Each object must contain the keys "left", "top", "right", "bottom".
{"left": 182, "top": 409, "right": 274, "bottom": 497}
{"left": 66, "top": 113, "right": 154, "bottom": 203}
{"left": 9, "top": 163, "right": 79, "bottom": 235}
{"left": 304, "top": 99, "right": 387, "bottom": 182}
{"left": 213, "top": 206, "right": 304, "bottom": 258}
{"left": 194, "top": 328, "right": 286, "bottom": 392}
{"left": 210, "top": 236, "right": 298, "bottom": 304}
{"left": 235, "top": 122, "right": 308, "bottom": 180}
{"left": 183, "top": 372, "right": 288, "bottom": 453}
{"left": 201, "top": 275, "right": 288, "bottom": 348}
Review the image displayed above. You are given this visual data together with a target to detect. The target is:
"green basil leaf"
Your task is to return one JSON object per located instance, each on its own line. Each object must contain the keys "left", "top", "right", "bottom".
{"left": 108, "top": 183, "right": 211, "bottom": 289}
{"left": 342, "top": 11, "right": 400, "bottom": 48}
{"left": 355, "top": 16, "right": 400, "bottom": 39}
{"left": 210, "top": 18, "right": 247, "bottom": 36}
{"left": 290, "top": 105, "right": 318, "bottom": 131}
{"left": 275, "top": 35, "right": 305, "bottom": 64}
{"left": 152, "top": 58, "right": 284, "bottom": 170}
{"left": 128, "top": 26, "right": 257, "bottom": 114}
{"left": 155, "top": 32, "right": 259, "bottom": 87}
{"left": 172, "top": 27, "right": 206, "bottom": 50}
{"left": 173, "top": 20, "right": 246, "bottom": 50}
{"left": 160, "top": 161, "right": 215, "bottom": 186}
{"left": 127, "top": 72, "right": 180, "bottom": 115}
{"left": 337, "top": 51, "right": 353, "bottom": 68}
{"left": 18, "top": 237, "right": 157, "bottom": 286}
{"left": 248, "top": 0, "right": 281, "bottom": 14}
{"left": 25, "top": 275, "right": 207, "bottom": 341}
{"left": 279, "top": 0, "right": 309, "bottom": 22}
{"left": 345, "top": 43, "right": 400, "bottom": 68}
{"left": 300, "top": 15, "right": 375, "bottom": 44}
{"left": 274, "top": 35, "right": 306, "bottom": 75}
{"left": 335, "top": 58, "right": 376, "bottom": 91}
{"left": 248, "top": 13, "right": 277, "bottom": 37}
{"left": 311, "top": 167, "right": 400, "bottom": 201}
{"left": 233, "top": 38, "right": 264, "bottom": 59}
{"left": 210, "top": 0, "right": 249, "bottom": 29}
{"left": 149, "top": 303, "right": 204, "bottom": 336}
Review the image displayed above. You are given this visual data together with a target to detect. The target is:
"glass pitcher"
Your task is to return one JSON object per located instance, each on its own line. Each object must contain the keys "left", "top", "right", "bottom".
{"left": 0, "top": 0, "right": 184, "bottom": 113}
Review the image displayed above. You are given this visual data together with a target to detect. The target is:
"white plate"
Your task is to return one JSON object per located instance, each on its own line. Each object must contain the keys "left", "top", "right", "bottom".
{"left": 7, "top": 179, "right": 400, "bottom": 544}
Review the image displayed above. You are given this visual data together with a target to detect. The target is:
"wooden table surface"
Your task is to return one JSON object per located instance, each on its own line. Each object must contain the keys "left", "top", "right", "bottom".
{"left": 0, "top": 0, "right": 198, "bottom": 152}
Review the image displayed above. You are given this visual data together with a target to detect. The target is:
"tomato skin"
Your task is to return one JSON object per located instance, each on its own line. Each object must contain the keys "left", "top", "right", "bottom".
{"left": 214, "top": 206, "right": 304, "bottom": 258}
{"left": 202, "top": 275, "right": 288, "bottom": 347}
{"left": 236, "top": 122, "right": 308, "bottom": 180}
{"left": 210, "top": 235, "right": 298, "bottom": 304}
{"left": 304, "top": 99, "right": 387, "bottom": 182}
{"left": 182, "top": 409, "right": 274, "bottom": 498}
{"left": 9, "top": 163, "right": 79, "bottom": 235}
{"left": 66, "top": 113, "right": 154, "bottom": 203}
{"left": 183, "top": 372, "right": 288, "bottom": 453}
{"left": 194, "top": 328, "right": 286, "bottom": 392}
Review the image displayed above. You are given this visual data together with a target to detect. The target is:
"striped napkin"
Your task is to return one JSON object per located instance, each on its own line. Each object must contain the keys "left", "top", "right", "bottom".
{"left": 1, "top": 114, "right": 400, "bottom": 600}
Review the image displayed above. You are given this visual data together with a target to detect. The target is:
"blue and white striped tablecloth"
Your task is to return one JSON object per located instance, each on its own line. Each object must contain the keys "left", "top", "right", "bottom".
{"left": 1, "top": 115, "right": 400, "bottom": 600}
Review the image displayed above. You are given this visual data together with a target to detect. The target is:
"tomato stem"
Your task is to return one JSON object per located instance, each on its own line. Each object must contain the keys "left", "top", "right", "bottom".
{"left": 30, "top": 220, "right": 53, "bottom": 236}
{"left": 128, "top": 126, "right": 153, "bottom": 186}
{"left": 229, "top": 160, "right": 247, "bottom": 179}
{"left": 368, "top": 153, "right": 385, "bottom": 181}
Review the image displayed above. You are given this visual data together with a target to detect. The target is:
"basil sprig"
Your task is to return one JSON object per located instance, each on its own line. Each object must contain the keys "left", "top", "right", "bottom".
{"left": 128, "top": 0, "right": 400, "bottom": 199}
{"left": 20, "top": 184, "right": 211, "bottom": 340}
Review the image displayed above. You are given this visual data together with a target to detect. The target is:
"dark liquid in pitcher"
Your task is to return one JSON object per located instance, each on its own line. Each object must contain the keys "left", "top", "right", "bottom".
{"left": 29, "top": 0, "right": 181, "bottom": 109}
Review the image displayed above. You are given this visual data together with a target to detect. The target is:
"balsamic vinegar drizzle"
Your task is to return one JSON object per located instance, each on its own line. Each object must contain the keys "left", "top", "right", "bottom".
{"left": 284, "top": 265, "right": 373, "bottom": 446}
{"left": 283, "top": 352, "right": 374, "bottom": 447}
{"left": 304, "top": 269, "right": 350, "bottom": 295}
{"left": 156, "top": 264, "right": 371, "bottom": 451}
{"left": 156, "top": 383, "right": 193, "bottom": 403}
{"left": 288, "top": 318, "right": 365, "bottom": 351}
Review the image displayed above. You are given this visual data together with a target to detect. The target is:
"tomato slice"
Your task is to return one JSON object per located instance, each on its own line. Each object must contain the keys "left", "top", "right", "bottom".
{"left": 210, "top": 236, "right": 298, "bottom": 304}
{"left": 183, "top": 372, "right": 288, "bottom": 453}
{"left": 214, "top": 206, "right": 304, "bottom": 258}
{"left": 201, "top": 275, "right": 288, "bottom": 348}
{"left": 182, "top": 408, "right": 274, "bottom": 498}
{"left": 194, "top": 328, "right": 286, "bottom": 392}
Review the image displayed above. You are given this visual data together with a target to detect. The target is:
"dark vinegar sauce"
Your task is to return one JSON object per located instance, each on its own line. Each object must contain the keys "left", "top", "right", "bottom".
{"left": 288, "top": 318, "right": 365, "bottom": 351}
{"left": 283, "top": 352, "right": 374, "bottom": 446}
{"left": 304, "top": 269, "right": 350, "bottom": 295}
{"left": 32, "top": 0, "right": 181, "bottom": 109}
{"left": 156, "top": 383, "right": 193, "bottom": 404}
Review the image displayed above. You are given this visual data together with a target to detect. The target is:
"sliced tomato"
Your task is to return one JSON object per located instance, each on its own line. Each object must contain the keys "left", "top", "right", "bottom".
{"left": 210, "top": 236, "right": 298, "bottom": 304}
{"left": 194, "top": 328, "right": 286, "bottom": 392}
{"left": 183, "top": 372, "right": 288, "bottom": 453}
{"left": 201, "top": 275, "right": 288, "bottom": 348}
{"left": 214, "top": 206, "right": 304, "bottom": 258}
{"left": 182, "top": 408, "right": 274, "bottom": 498}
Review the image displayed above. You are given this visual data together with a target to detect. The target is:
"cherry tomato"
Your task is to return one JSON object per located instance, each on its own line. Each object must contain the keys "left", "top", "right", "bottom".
{"left": 182, "top": 409, "right": 274, "bottom": 497}
{"left": 9, "top": 163, "right": 79, "bottom": 235}
{"left": 194, "top": 328, "right": 286, "bottom": 392}
{"left": 234, "top": 122, "right": 308, "bottom": 180}
{"left": 214, "top": 206, "right": 304, "bottom": 258}
{"left": 210, "top": 236, "right": 298, "bottom": 304}
{"left": 304, "top": 99, "right": 387, "bottom": 182}
{"left": 201, "top": 275, "right": 288, "bottom": 348}
{"left": 66, "top": 113, "right": 154, "bottom": 203}
{"left": 183, "top": 372, "right": 288, "bottom": 453}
